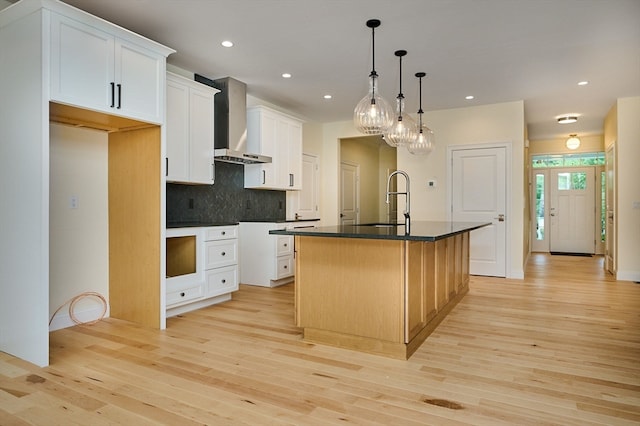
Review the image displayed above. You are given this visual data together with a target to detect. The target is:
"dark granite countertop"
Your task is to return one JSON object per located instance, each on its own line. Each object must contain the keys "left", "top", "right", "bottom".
{"left": 239, "top": 218, "right": 321, "bottom": 223}
{"left": 167, "top": 221, "right": 239, "bottom": 228}
{"left": 269, "top": 221, "right": 490, "bottom": 242}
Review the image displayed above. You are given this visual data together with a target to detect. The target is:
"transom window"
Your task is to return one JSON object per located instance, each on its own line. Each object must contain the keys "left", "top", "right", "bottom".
{"left": 532, "top": 152, "right": 605, "bottom": 168}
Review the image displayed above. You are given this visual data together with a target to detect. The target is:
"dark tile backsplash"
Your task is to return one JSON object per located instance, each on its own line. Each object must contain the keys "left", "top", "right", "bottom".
{"left": 166, "top": 161, "right": 286, "bottom": 224}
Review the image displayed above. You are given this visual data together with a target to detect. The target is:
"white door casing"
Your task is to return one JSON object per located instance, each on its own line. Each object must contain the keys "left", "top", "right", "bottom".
{"left": 450, "top": 145, "right": 508, "bottom": 277}
{"left": 605, "top": 145, "right": 616, "bottom": 273}
{"left": 340, "top": 161, "right": 359, "bottom": 225}
{"left": 549, "top": 168, "right": 596, "bottom": 254}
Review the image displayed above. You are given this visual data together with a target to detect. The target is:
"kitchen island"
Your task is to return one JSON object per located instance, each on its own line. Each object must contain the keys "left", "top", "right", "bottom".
{"left": 270, "top": 221, "right": 489, "bottom": 359}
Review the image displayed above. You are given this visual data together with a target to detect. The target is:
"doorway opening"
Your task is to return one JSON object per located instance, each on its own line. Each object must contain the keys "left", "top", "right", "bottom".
{"left": 530, "top": 152, "right": 605, "bottom": 254}
{"left": 339, "top": 135, "right": 396, "bottom": 224}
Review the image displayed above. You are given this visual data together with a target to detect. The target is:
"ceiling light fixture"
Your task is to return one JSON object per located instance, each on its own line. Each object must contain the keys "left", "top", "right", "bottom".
{"left": 407, "top": 72, "right": 434, "bottom": 155}
{"left": 566, "top": 134, "right": 581, "bottom": 150}
{"left": 557, "top": 116, "right": 578, "bottom": 124}
{"left": 323, "top": 95, "right": 332, "bottom": 99}
{"left": 465, "top": 95, "right": 474, "bottom": 100}
{"left": 578, "top": 81, "right": 589, "bottom": 86}
{"left": 282, "top": 73, "right": 292, "bottom": 79}
{"left": 383, "top": 50, "right": 417, "bottom": 147}
{"left": 221, "top": 40, "right": 233, "bottom": 48}
{"left": 353, "top": 19, "right": 393, "bottom": 135}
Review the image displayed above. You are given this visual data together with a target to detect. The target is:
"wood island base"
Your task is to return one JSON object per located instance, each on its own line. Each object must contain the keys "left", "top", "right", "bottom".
{"left": 294, "top": 232, "right": 470, "bottom": 360}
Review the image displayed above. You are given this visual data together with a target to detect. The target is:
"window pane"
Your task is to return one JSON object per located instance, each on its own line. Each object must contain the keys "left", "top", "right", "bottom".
{"left": 558, "top": 172, "right": 586, "bottom": 190}
{"left": 535, "top": 174, "right": 545, "bottom": 241}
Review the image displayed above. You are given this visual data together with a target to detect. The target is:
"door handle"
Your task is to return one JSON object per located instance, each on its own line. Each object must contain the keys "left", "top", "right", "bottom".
{"left": 494, "top": 214, "right": 505, "bottom": 222}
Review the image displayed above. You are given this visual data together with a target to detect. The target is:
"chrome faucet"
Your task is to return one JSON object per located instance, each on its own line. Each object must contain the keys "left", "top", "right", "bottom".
{"left": 385, "top": 170, "right": 410, "bottom": 234}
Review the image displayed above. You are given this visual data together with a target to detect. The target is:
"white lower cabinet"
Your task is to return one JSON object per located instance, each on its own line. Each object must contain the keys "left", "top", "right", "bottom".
{"left": 239, "top": 221, "right": 318, "bottom": 287}
{"left": 166, "top": 225, "right": 238, "bottom": 316}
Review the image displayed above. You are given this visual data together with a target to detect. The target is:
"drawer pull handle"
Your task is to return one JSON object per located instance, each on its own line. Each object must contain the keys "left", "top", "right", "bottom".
{"left": 221, "top": 252, "right": 226, "bottom": 256}
{"left": 180, "top": 292, "right": 185, "bottom": 297}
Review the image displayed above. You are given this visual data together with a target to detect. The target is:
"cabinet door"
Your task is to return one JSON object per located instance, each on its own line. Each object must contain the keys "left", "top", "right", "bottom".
{"left": 188, "top": 86, "right": 215, "bottom": 183}
{"left": 50, "top": 13, "right": 114, "bottom": 113}
{"left": 245, "top": 109, "right": 278, "bottom": 188}
{"left": 287, "top": 120, "right": 302, "bottom": 190}
{"left": 115, "top": 39, "right": 164, "bottom": 123}
{"left": 165, "top": 77, "right": 190, "bottom": 182}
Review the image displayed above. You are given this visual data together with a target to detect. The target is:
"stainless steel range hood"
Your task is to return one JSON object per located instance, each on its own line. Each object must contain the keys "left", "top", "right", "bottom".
{"left": 194, "top": 75, "right": 271, "bottom": 165}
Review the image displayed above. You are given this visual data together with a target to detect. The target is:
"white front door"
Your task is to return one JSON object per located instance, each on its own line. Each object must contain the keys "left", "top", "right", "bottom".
{"left": 340, "top": 161, "right": 359, "bottom": 225}
{"left": 451, "top": 146, "right": 507, "bottom": 277}
{"left": 549, "top": 167, "right": 595, "bottom": 254}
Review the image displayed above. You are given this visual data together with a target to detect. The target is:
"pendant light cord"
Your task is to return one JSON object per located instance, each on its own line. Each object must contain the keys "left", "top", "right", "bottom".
{"left": 395, "top": 50, "right": 408, "bottom": 118}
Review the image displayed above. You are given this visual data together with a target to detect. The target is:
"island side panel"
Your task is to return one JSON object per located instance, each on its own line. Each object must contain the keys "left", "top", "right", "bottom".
{"left": 295, "top": 236, "right": 405, "bottom": 343}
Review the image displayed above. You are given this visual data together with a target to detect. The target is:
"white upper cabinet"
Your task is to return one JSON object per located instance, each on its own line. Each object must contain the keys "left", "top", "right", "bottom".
{"left": 166, "top": 72, "right": 218, "bottom": 184}
{"left": 50, "top": 13, "right": 165, "bottom": 124}
{"left": 244, "top": 106, "right": 303, "bottom": 190}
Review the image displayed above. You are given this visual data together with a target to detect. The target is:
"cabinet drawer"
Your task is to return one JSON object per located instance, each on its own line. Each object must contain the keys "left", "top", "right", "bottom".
{"left": 205, "top": 239, "right": 238, "bottom": 269}
{"left": 276, "top": 235, "right": 293, "bottom": 256}
{"left": 206, "top": 265, "right": 239, "bottom": 297}
{"left": 204, "top": 226, "right": 238, "bottom": 241}
{"left": 166, "top": 283, "right": 203, "bottom": 306}
{"left": 275, "top": 255, "right": 294, "bottom": 279}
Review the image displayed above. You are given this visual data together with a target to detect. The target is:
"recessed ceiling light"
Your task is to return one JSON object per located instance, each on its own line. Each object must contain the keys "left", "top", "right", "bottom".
{"left": 221, "top": 40, "right": 233, "bottom": 48}
{"left": 324, "top": 95, "right": 332, "bottom": 99}
{"left": 557, "top": 116, "right": 578, "bottom": 124}
{"left": 465, "top": 95, "right": 474, "bottom": 100}
{"left": 282, "top": 73, "right": 292, "bottom": 79}
{"left": 578, "top": 81, "right": 589, "bottom": 86}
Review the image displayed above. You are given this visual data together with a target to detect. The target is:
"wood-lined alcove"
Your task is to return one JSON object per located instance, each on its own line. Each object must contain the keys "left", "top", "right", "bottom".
{"left": 50, "top": 102, "right": 162, "bottom": 329}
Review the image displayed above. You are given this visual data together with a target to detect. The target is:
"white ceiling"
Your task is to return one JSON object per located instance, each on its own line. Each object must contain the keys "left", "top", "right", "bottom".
{"left": 7, "top": 0, "right": 640, "bottom": 140}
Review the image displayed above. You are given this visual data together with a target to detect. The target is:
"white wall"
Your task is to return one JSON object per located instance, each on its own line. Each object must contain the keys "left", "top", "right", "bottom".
{"left": 49, "top": 124, "right": 109, "bottom": 330}
{"left": 319, "top": 101, "right": 526, "bottom": 278}
{"left": 616, "top": 96, "right": 640, "bottom": 281}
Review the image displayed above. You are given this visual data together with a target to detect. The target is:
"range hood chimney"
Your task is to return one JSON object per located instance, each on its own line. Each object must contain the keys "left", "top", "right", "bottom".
{"left": 194, "top": 74, "right": 271, "bottom": 165}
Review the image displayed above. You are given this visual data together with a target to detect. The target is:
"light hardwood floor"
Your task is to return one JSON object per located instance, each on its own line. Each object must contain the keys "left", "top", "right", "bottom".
{"left": 1, "top": 254, "right": 639, "bottom": 425}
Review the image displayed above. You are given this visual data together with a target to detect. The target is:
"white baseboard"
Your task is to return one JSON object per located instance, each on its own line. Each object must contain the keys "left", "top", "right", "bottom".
{"left": 49, "top": 305, "right": 110, "bottom": 331}
{"left": 616, "top": 270, "right": 640, "bottom": 283}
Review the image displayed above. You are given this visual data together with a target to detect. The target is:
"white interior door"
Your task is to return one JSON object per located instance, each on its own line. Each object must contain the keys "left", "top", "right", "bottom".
{"left": 549, "top": 168, "right": 595, "bottom": 254}
{"left": 451, "top": 147, "right": 507, "bottom": 277}
{"left": 340, "top": 161, "right": 359, "bottom": 225}
{"left": 294, "top": 153, "right": 319, "bottom": 219}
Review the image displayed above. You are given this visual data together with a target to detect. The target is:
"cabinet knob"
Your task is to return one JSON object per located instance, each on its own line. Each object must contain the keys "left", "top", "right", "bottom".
{"left": 283, "top": 265, "right": 288, "bottom": 269}
{"left": 221, "top": 279, "right": 226, "bottom": 284}
{"left": 180, "top": 292, "right": 185, "bottom": 297}
{"left": 284, "top": 243, "right": 288, "bottom": 247}
{"left": 221, "top": 231, "right": 226, "bottom": 235}
{"left": 221, "top": 252, "right": 226, "bottom": 256}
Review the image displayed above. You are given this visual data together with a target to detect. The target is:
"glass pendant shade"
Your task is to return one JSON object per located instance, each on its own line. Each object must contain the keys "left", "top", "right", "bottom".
{"left": 384, "top": 96, "right": 417, "bottom": 147}
{"left": 353, "top": 74, "right": 394, "bottom": 134}
{"left": 408, "top": 125, "right": 434, "bottom": 155}
{"left": 408, "top": 71, "right": 435, "bottom": 155}
{"left": 354, "top": 19, "right": 393, "bottom": 135}
{"left": 383, "top": 49, "right": 416, "bottom": 147}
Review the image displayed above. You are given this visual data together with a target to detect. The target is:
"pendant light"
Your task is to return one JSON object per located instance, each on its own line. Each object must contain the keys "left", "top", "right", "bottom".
{"left": 407, "top": 72, "right": 435, "bottom": 155}
{"left": 566, "top": 134, "right": 581, "bottom": 150}
{"left": 353, "top": 19, "right": 393, "bottom": 135}
{"left": 384, "top": 50, "right": 417, "bottom": 147}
